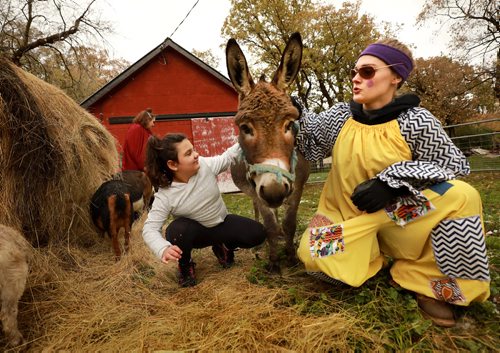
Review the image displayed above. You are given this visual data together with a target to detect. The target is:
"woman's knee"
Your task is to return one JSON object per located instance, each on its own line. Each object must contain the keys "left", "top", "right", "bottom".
{"left": 444, "top": 180, "right": 481, "bottom": 204}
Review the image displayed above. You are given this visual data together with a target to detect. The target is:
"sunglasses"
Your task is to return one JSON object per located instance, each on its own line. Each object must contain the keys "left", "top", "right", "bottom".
{"left": 350, "top": 63, "right": 402, "bottom": 80}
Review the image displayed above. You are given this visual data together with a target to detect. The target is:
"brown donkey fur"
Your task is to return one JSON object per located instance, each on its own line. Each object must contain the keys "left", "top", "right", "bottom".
{"left": 0, "top": 225, "right": 31, "bottom": 347}
{"left": 90, "top": 180, "right": 133, "bottom": 260}
{"left": 226, "top": 33, "right": 310, "bottom": 272}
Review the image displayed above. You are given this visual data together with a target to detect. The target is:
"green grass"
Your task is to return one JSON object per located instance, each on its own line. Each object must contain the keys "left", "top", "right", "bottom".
{"left": 468, "top": 155, "right": 500, "bottom": 171}
{"left": 222, "top": 172, "right": 500, "bottom": 351}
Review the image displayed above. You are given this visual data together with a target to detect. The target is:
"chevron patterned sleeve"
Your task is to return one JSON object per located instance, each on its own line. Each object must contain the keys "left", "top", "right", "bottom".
{"left": 295, "top": 102, "right": 351, "bottom": 161}
{"left": 378, "top": 108, "right": 470, "bottom": 194}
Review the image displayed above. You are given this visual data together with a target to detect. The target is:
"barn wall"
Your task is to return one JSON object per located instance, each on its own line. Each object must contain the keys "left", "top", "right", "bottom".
{"left": 87, "top": 46, "right": 238, "bottom": 154}
{"left": 191, "top": 117, "right": 239, "bottom": 192}
{"left": 90, "top": 48, "right": 237, "bottom": 117}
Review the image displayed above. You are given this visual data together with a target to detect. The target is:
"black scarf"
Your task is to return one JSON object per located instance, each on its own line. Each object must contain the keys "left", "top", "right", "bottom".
{"left": 350, "top": 94, "right": 421, "bottom": 125}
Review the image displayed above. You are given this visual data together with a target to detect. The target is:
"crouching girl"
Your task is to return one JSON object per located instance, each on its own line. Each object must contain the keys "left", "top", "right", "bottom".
{"left": 142, "top": 133, "right": 266, "bottom": 287}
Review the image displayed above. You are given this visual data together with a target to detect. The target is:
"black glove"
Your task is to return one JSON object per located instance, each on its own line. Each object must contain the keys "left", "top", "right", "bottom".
{"left": 290, "top": 95, "right": 302, "bottom": 118}
{"left": 351, "top": 178, "right": 407, "bottom": 213}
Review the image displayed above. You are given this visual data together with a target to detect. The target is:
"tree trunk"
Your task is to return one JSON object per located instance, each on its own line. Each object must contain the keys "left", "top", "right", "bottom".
{"left": 495, "top": 47, "right": 500, "bottom": 103}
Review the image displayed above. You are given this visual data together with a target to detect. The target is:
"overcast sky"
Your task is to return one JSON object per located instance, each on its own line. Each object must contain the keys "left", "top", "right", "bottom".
{"left": 98, "top": 0, "right": 450, "bottom": 73}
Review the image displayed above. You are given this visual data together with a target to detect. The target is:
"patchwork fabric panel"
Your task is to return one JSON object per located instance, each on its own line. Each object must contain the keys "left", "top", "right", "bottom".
{"left": 430, "top": 278, "right": 465, "bottom": 304}
{"left": 431, "top": 215, "right": 490, "bottom": 281}
{"left": 308, "top": 213, "right": 334, "bottom": 228}
{"left": 385, "top": 196, "right": 434, "bottom": 227}
{"left": 309, "top": 224, "right": 344, "bottom": 258}
{"left": 429, "top": 181, "right": 453, "bottom": 195}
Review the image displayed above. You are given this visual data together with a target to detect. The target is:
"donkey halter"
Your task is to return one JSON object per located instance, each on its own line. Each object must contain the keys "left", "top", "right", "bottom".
{"left": 241, "top": 149, "right": 298, "bottom": 183}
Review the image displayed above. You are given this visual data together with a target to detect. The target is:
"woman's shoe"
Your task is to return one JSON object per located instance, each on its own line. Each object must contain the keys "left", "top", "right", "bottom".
{"left": 416, "top": 294, "right": 456, "bottom": 327}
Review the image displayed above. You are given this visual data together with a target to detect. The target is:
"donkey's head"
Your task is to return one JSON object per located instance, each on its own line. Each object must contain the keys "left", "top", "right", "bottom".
{"left": 226, "top": 33, "right": 302, "bottom": 208}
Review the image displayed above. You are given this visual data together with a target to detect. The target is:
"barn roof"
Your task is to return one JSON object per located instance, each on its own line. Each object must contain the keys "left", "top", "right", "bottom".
{"left": 80, "top": 37, "right": 233, "bottom": 109}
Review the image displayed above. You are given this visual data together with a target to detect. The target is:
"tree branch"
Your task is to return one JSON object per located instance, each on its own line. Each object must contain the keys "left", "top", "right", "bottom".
{"left": 11, "top": 0, "right": 97, "bottom": 65}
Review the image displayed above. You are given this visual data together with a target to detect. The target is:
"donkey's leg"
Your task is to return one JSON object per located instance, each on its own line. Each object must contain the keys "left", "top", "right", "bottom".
{"left": 252, "top": 199, "right": 260, "bottom": 222}
{"left": 257, "top": 203, "right": 282, "bottom": 273}
{"left": 283, "top": 154, "right": 310, "bottom": 266}
{"left": 282, "top": 187, "right": 306, "bottom": 265}
{"left": 282, "top": 201, "right": 299, "bottom": 266}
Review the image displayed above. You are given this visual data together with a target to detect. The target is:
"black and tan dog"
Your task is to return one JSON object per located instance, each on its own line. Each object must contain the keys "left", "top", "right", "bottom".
{"left": 90, "top": 180, "right": 133, "bottom": 260}
{"left": 112, "top": 170, "right": 154, "bottom": 220}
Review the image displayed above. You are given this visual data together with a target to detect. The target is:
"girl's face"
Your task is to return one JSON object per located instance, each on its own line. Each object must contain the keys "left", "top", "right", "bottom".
{"left": 352, "top": 55, "right": 402, "bottom": 110}
{"left": 167, "top": 138, "right": 200, "bottom": 183}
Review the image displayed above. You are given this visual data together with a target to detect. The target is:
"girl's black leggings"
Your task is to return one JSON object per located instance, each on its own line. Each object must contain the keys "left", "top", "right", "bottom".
{"left": 165, "top": 214, "right": 266, "bottom": 265}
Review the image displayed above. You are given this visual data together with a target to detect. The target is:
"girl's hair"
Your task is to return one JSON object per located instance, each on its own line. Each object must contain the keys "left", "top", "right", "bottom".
{"left": 145, "top": 133, "right": 187, "bottom": 188}
{"left": 375, "top": 38, "right": 415, "bottom": 88}
{"left": 133, "top": 108, "right": 155, "bottom": 129}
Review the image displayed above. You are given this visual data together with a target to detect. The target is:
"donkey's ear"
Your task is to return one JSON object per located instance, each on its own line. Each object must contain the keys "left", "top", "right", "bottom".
{"left": 272, "top": 32, "right": 302, "bottom": 90}
{"left": 226, "top": 38, "right": 255, "bottom": 96}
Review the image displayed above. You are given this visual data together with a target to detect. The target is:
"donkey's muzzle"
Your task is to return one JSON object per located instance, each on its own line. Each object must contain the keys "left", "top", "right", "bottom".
{"left": 257, "top": 178, "right": 293, "bottom": 208}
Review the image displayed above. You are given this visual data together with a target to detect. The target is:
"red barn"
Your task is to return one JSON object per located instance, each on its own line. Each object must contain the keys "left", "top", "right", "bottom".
{"left": 81, "top": 38, "right": 240, "bottom": 191}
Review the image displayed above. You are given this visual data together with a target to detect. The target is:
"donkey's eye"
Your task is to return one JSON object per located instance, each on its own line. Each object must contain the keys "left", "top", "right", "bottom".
{"left": 285, "top": 121, "right": 295, "bottom": 132}
{"left": 239, "top": 124, "right": 253, "bottom": 135}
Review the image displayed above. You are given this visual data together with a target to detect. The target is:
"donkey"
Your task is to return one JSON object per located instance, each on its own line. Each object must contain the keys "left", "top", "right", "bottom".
{"left": 226, "top": 32, "right": 310, "bottom": 272}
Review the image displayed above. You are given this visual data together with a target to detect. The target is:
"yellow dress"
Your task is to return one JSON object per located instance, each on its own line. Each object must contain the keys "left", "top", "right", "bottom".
{"left": 297, "top": 118, "right": 490, "bottom": 305}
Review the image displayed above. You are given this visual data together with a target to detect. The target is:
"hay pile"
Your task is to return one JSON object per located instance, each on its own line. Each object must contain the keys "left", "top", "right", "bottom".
{"left": 0, "top": 57, "right": 118, "bottom": 246}
{"left": 6, "top": 216, "right": 381, "bottom": 351}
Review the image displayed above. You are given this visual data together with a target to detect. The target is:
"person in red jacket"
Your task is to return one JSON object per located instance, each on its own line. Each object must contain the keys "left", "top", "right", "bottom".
{"left": 122, "top": 108, "right": 155, "bottom": 171}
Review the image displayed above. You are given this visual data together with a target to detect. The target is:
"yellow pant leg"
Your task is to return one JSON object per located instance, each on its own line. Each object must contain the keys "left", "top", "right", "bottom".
{"left": 381, "top": 180, "right": 490, "bottom": 305}
{"left": 297, "top": 211, "right": 390, "bottom": 287}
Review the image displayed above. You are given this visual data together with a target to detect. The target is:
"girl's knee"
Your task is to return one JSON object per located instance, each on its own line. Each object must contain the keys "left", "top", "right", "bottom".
{"left": 165, "top": 217, "right": 192, "bottom": 243}
{"left": 247, "top": 222, "right": 266, "bottom": 247}
{"left": 256, "top": 224, "right": 267, "bottom": 244}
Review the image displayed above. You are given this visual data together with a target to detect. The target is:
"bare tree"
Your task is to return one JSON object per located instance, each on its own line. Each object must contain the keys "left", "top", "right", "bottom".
{"left": 0, "top": 0, "right": 117, "bottom": 99}
{"left": 417, "top": 0, "right": 499, "bottom": 102}
{"left": 406, "top": 56, "right": 492, "bottom": 130}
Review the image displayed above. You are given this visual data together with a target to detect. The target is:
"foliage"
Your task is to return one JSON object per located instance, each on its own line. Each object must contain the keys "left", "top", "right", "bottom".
{"left": 222, "top": 0, "right": 381, "bottom": 110}
{"left": 0, "top": 0, "right": 127, "bottom": 101}
{"left": 39, "top": 45, "right": 128, "bottom": 102}
{"left": 405, "top": 56, "right": 494, "bottom": 126}
{"left": 192, "top": 48, "right": 220, "bottom": 70}
{"left": 417, "top": 0, "right": 500, "bottom": 101}
{"left": 222, "top": 172, "right": 500, "bottom": 351}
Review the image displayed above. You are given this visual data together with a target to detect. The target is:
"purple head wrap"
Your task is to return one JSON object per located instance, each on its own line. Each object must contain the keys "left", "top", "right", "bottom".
{"left": 359, "top": 43, "right": 413, "bottom": 81}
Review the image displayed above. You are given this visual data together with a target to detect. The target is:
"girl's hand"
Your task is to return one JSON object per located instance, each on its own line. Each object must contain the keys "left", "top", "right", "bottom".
{"left": 161, "top": 245, "right": 182, "bottom": 264}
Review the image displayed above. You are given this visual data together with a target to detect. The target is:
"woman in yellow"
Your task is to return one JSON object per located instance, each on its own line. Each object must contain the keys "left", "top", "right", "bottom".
{"left": 294, "top": 39, "right": 490, "bottom": 327}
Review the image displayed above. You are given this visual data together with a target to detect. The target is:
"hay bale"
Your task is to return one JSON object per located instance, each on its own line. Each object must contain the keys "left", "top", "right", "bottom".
{"left": 0, "top": 57, "right": 118, "bottom": 246}
{"left": 11, "top": 219, "right": 380, "bottom": 351}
